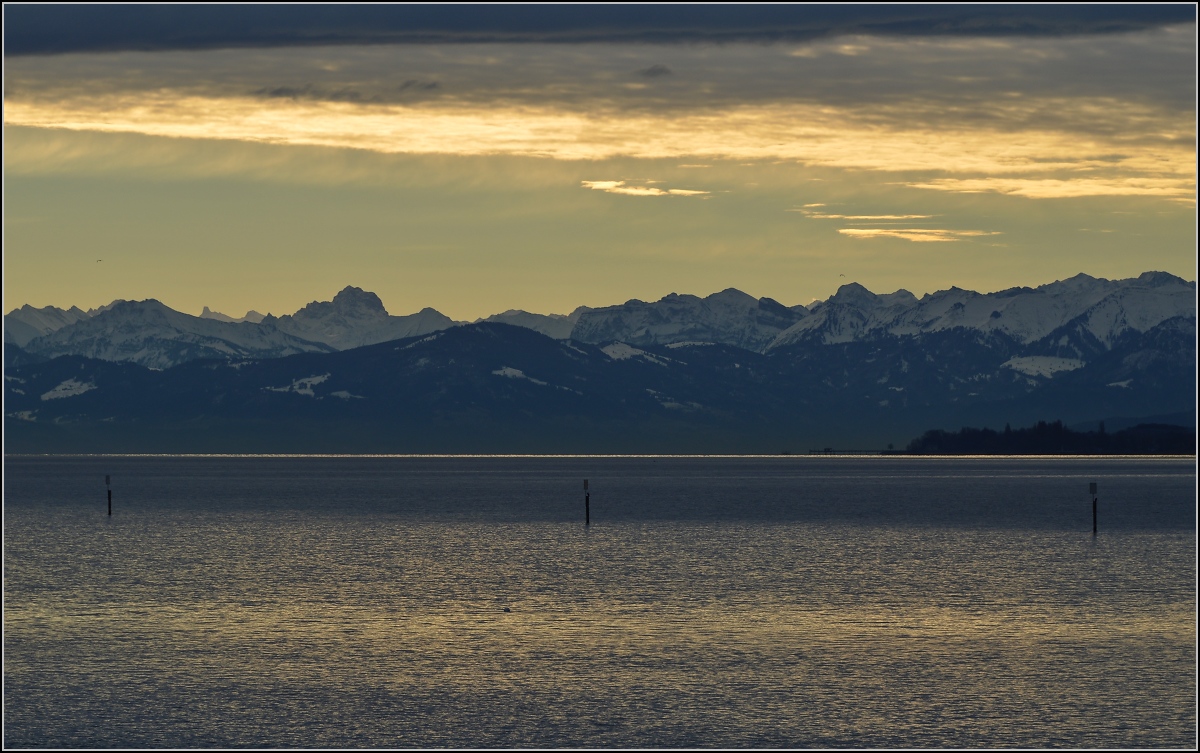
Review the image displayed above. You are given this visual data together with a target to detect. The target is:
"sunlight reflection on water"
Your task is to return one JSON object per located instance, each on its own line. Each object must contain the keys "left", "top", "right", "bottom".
{"left": 4, "top": 456, "right": 1195, "bottom": 747}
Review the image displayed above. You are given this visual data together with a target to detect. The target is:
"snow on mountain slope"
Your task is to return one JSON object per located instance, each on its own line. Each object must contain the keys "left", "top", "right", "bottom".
{"left": 40, "top": 377, "right": 97, "bottom": 400}
{"left": 491, "top": 366, "right": 549, "bottom": 385}
{"left": 571, "top": 288, "right": 806, "bottom": 352}
{"left": 1001, "top": 356, "right": 1086, "bottom": 378}
{"left": 770, "top": 284, "right": 918, "bottom": 346}
{"left": 24, "top": 299, "right": 336, "bottom": 369}
{"left": 884, "top": 274, "right": 1119, "bottom": 343}
{"left": 267, "top": 286, "right": 457, "bottom": 349}
{"left": 8, "top": 272, "right": 1192, "bottom": 370}
{"left": 769, "top": 272, "right": 1195, "bottom": 351}
{"left": 4, "top": 304, "right": 92, "bottom": 346}
{"left": 600, "top": 342, "right": 672, "bottom": 366}
{"left": 265, "top": 373, "right": 330, "bottom": 397}
{"left": 481, "top": 307, "right": 591, "bottom": 339}
{"left": 1070, "top": 275, "right": 1196, "bottom": 347}
{"left": 902, "top": 272, "right": 1193, "bottom": 345}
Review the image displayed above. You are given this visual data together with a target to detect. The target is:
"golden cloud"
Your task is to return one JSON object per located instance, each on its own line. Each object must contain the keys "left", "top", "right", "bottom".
{"left": 4, "top": 92, "right": 1194, "bottom": 200}
{"left": 581, "top": 180, "right": 709, "bottom": 197}
{"left": 838, "top": 228, "right": 1002, "bottom": 242}
{"left": 906, "top": 177, "right": 1196, "bottom": 199}
{"left": 793, "top": 210, "right": 936, "bottom": 220}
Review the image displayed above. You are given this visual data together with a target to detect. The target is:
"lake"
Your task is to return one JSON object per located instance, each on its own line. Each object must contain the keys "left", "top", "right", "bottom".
{"left": 4, "top": 455, "right": 1195, "bottom": 747}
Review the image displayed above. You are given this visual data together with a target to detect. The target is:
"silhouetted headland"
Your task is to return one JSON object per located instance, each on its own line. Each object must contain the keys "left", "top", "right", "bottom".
{"left": 906, "top": 420, "right": 1195, "bottom": 455}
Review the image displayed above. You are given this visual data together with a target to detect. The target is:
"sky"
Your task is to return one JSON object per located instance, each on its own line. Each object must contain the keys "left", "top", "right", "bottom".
{"left": 3, "top": 5, "right": 1196, "bottom": 321}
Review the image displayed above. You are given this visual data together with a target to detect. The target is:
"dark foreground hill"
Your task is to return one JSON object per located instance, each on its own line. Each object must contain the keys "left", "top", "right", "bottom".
{"left": 5, "top": 319, "right": 1195, "bottom": 454}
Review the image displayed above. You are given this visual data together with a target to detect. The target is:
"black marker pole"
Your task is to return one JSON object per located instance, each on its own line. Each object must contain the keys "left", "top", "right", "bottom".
{"left": 584, "top": 479, "right": 590, "bottom": 527}
{"left": 1090, "top": 482, "right": 1097, "bottom": 535}
{"left": 106, "top": 474, "right": 112, "bottom": 516}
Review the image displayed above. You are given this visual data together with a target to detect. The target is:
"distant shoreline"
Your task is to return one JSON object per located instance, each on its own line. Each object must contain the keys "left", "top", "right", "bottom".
{"left": 905, "top": 421, "right": 1195, "bottom": 456}
{"left": 5, "top": 452, "right": 1196, "bottom": 460}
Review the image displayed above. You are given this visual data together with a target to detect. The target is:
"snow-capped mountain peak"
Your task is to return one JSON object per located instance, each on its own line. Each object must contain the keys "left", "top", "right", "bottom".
{"left": 769, "top": 272, "right": 1194, "bottom": 352}
{"left": 3, "top": 303, "right": 92, "bottom": 347}
{"left": 22, "top": 299, "right": 335, "bottom": 369}
{"left": 8, "top": 273, "right": 1193, "bottom": 369}
{"left": 828, "top": 282, "right": 879, "bottom": 307}
{"left": 269, "top": 287, "right": 455, "bottom": 350}
{"left": 1137, "top": 270, "right": 1189, "bottom": 288}
{"left": 569, "top": 288, "right": 808, "bottom": 352}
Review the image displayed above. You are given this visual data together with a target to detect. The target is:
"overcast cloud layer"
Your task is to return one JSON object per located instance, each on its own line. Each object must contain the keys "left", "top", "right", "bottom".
{"left": 6, "top": 5, "right": 1194, "bottom": 54}
{"left": 7, "top": 29, "right": 1195, "bottom": 197}
{"left": 3, "top": 8, "right": 1195, "bottom": 319}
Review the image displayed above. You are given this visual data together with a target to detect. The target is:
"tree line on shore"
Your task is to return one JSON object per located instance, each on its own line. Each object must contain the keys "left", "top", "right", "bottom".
{"left": 907, "top": 420, "right": 1195, "bottom": 455}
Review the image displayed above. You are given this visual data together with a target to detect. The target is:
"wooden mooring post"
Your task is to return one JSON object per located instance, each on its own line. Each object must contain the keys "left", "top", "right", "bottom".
{"left": 584, "top": 479, "right": 590, "bottom": 527}
{"left": 106, "top": 474, "right": 112, "bottom": 516}
{"left": 1090, "top": 481, "right": 1097, "bottom": 535}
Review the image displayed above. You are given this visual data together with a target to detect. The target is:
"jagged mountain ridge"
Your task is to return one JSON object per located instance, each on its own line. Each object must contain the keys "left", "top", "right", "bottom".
{"left": 265, "top": 286, "right": 456, "bottom": 350}
{"left": 479, "top": 307, "right": 593, "bottom": 340}
{"left": 769, "top": 272, "right": 1195, "bottom": 350}
{"left": 570, "top": 288, "right": 810, "bottom": 353}
{"left": 3, "top": 303, "right": 92, "bottom": 347}
{"left": 771, "top": 284, "right": 916, "bottom": 346}
{"left": 6, "top": 273, "right": 1195, "bottom": 370}
{"left": 22, "top": 299, "right": 336, "bottom": 370}
{"left": 8, "top": 286, "right": 458, "bottom": 369}
{"left": 200, "top": 307, "right": 265, "bottom": 324}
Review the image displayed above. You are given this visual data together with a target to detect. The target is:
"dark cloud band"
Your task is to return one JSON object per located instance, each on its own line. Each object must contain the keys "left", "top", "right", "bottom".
{"left": 5, "top": 4, "right": 1195, "bottom": 56}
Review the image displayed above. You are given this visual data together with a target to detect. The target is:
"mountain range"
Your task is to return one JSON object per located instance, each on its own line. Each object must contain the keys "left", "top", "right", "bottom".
{"left": 5, "top": 272, "right": 1195, "bottom": 453}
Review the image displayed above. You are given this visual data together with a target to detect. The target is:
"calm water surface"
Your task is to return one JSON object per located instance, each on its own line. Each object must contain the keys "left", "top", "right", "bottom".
{"left": 4, "top": 456, "right": 1196, "bottom": 748}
